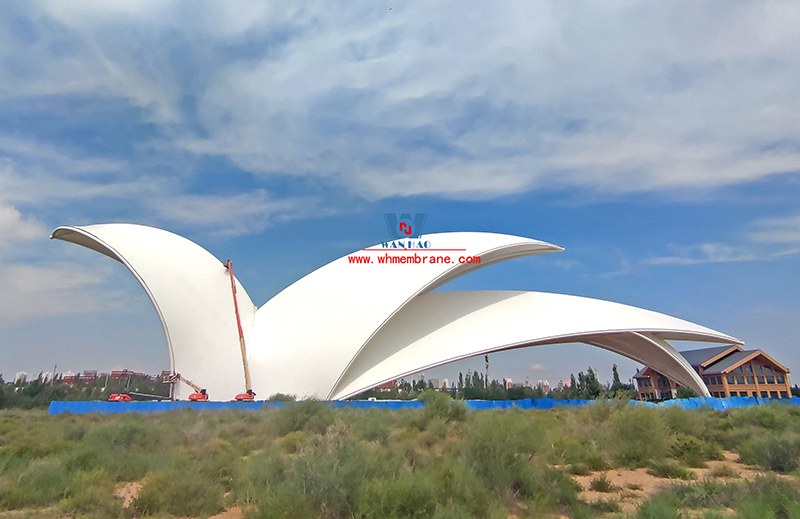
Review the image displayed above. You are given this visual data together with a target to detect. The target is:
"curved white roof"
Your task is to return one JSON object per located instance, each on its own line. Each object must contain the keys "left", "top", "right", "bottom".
{"left": 51, "top": 224, "right": 256, "bottom": 399}
{"left": 52, "top": 223, "right": 741, "bottom": 400}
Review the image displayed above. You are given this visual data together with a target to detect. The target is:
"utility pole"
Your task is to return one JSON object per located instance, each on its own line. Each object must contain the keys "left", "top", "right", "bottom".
{"left": 485, "top": 355, "right": 489, "bottom": 388}
{"left": 52, "top": 364, "right": 57, "bottom": 386}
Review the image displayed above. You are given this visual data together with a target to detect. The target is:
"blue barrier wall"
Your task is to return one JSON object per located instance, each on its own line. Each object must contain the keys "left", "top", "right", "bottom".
{"left": 49, "top": 396, "right": 800, "bottom": 414}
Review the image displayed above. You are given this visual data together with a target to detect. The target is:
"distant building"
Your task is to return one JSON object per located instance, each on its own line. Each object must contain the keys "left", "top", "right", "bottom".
{"left": 14, "top": 372, "right": 27, "bottom": 384}
{"left": 635, "top": 345, "right": 792, "bottom": 401}
{"left": 79, "top": 370, "right": 98, "bottom": 381}
{"left": 377, "top": 380, "right": 396, "bottom": 390}
{"left": 428, "top": 378, "right": 439, "bottom": 389}
{"left": 504, "top": 378, "right": 513, "bottom": 389}
{"left": 442, "top": 378, "right": 449, "bottom": 389}
{"left": 41, "top": 372, "right": 53, "bottom": 383}
{"left": 62, "top": 370, "right": 76, "bottom": 383}
{"left": 542, "top": 380, "right": 551, "bottom": 393}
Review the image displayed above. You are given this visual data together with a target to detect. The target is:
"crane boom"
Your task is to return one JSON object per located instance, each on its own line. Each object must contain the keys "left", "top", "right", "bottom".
{"left": 224, "top": 260, "right": 253, "bottom": 394}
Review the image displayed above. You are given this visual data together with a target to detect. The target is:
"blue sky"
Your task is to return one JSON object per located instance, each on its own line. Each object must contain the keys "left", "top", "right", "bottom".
{"left": 1, "top": 1, "right": 799, "bottom": 388}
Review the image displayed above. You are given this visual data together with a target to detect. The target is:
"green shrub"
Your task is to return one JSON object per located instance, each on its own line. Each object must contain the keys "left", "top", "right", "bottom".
{"left": 570, "top": 463, "right": 591, "bottom": 476}
{"left": 671, "top": 434, "right": 722, "bottom": 468}
{"left": 412, "top": 390, "right": 466, "bottom": 431}
{"left": 274, "top": 399, "right": 334, "bottom": 435}
{"left": 360, "top": 469, "right": 438, "bottom": 519}
{"left": 1, "top": 457, "right": 73, "bottom": 508}
{"left": 550, "top": 436, "right": 608, "bottom": 470}
{"left": 59, "top": 469, "right": 124, "bottom": 518}
{"left": 434, "top": 459, "right": 492, "bottom": 518}
{"left": 636, "top": 494, "right": 683, "bottom": 519}
{"left": 738, "top": 434, "right": 800, "bottom": 473}
{"left": 647, "top": 459, "right": 697, "bottom": 480}
{"left": 661, "top": 475, "right": 800, "bottom": 518}
{"left": 590, "top": 498, "right": 622, "bottom": 513}
{"left": 279, "top": 429, "right": 311, "bottom": 452}
{"left": 589, "top": 474, "right": 617, "bottom": 492}
{"left": 608, "top": 407, "right": 671, "bottom": 467}
{"left": 709, "top": 465, "right": 739, "bottom": 478}
{"left": 133, "top": 464, "right": 224, "bottom": 517}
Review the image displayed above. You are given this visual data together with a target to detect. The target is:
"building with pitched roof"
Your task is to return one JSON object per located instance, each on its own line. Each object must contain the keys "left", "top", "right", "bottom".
{"left": 635, "top": 345, "right": 792, "bottom": 400}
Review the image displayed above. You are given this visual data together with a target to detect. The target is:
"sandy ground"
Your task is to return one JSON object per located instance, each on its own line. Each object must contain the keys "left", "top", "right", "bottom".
{"left": 113, "top": 481, "right": 142, "bottom": 508}
{"left": 571, "top": 451, "right": 771, "bottom": 513}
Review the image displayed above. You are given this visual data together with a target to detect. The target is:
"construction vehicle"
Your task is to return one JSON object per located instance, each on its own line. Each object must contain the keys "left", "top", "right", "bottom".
{"left": 235, "top": 389, "right": 256, "bottom": 401}
{"left": 168, "top": 373, "right": 209, "bottom": 401}
{"left": 225, "top": 260, "right": 256, "bottom": 402}
{"left": 108, "top": 393, "right": 132, "bottom": 402}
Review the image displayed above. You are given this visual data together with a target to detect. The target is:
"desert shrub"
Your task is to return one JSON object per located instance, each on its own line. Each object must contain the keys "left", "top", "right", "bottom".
{"left": 65, "top": 443, "right": 161, "bottom": 482}
{"left": 667, "top": 479, "right": 738, "bottom": 508}
{"left": 412, "top": 390, "right": 466, "bottom": 431}
{"left": 360, "top": 469, "right": 438, "bottom": 519}
{"left": 133, "top": 464, "right": 225, "bottom": 517}
{"left": 570, "top": 463, "right": 591, "bottom": 476}
{"left": 733, "top": 476, "right": 800, "bottom": 519}
{"left": 636, "top": 494, "right": 683, "bottom": 519}
{"left": 349, "top": 408, "right": 398, "bottom": 442}
{"left": 738, "top": 434, "right": 800, "bottom": 473}
{"left": 267, "top": 393, "right": 296, "bottom": 402}
{"left": 729, "top": 404, "right": 792, "bottom": 431}
{"left": 663, "top": 406, "right": 708, "bottom": 437}
{"left": 607, "top": 406, "right": 671, "bottom": 467}
{"left": 661, "top": 475, "right": 800, "bottom": 518}
{"left": 433, "top": 458, "right": 491, "bottom": 518}
{"left": 647, "top": 459, "right": 697, "bottom": 480}
{"left": 59, "top": 469, "right": 124, "bottom": 518}
{"left": 274, "top": 398, "right": 335, "bottom": 435}
{"left": 280, "top": 430, "right": 312, "bottom": 453}
{"left": 590, "top": 498, "right": 622, "bottom": 513}
{"left": 234, "top": 446, "right": 287, "bottom": 506}
{"left": 709, "top": 465, "right": 739, "bottom": 478}
{"left": 189, "top": 437, "right": 238, "bottom": 490}
{"left": 550, "top": 436, "right": 608, "bottom": 470}
{"left": 245, "top": 424, "right": 381, "bottom": 519}
{"left": 84, "top": 418, "right": 162, "bottom": 451}
{"left": 671, "top": 434, "right": 722, "bottom": 468}
{"left": 589, "top": 474, "right": 617, "bottom": 492}
{"left": 1, "top": 457, "right": 73, "bottom": 508}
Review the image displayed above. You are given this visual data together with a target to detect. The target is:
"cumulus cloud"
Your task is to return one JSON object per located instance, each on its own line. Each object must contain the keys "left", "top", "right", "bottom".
{"left": 0, "top": 201, "right": 44, "bottom": 251}
{"left": 529, "top": 363, "right": 546, "bottom": 371}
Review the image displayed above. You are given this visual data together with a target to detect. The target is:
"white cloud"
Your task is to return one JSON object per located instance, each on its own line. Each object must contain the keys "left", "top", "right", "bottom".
{"left": 0, "top": 262, "right": 118, "bottom": 328}
{"left": 2, "top": 1, "right": 795, "bottom": 203}
{"left": 646, "top": 241, "right": 798, "bottom": 266}
{"left": 529, "top": 363, "right": 546, "bottom": 371}
{"left": 148, "top": 190, "right": 322, "bottom": 237}
{"left": 749, "top": 213, "right": 800, "bottom": 244}
{"left": 0, "top": 201, "right": 45, "bottom": 251}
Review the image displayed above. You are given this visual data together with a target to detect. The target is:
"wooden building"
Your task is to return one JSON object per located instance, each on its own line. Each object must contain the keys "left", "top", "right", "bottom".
{"left": 635, "top": 345, "right": 791, "bottom": 401}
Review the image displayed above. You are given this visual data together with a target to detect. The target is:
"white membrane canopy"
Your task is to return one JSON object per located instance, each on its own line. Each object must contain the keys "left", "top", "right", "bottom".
{"left": 53, "top": 224, "right": 741, "bottom": 400}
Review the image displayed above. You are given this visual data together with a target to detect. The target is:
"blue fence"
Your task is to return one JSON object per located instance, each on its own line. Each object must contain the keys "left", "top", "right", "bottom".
{"left": 48, "top": 395, "right": 800, "bottom": 414}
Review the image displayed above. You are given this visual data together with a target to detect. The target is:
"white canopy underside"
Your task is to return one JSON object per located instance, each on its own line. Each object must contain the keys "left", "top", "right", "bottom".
{"left": 52, "top": 224, "right": 741, "bottom": 399}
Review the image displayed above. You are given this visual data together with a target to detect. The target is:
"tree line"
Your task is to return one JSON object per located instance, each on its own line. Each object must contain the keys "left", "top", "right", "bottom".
{"left": 356, "top": 364, "right": 642, "bottom": 401}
